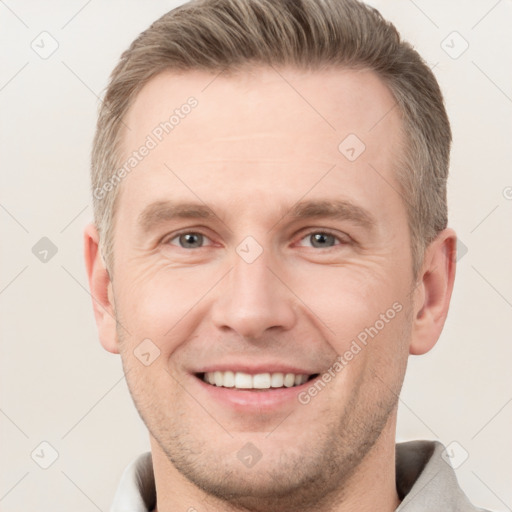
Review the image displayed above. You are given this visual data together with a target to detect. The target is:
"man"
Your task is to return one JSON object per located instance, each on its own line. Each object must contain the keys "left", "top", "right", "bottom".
{"left": 83, "top": 0, "right": 489, "bottom": 510}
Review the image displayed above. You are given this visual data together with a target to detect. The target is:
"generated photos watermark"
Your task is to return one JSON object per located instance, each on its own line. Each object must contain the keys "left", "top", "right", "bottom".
{"left": 298, "top": 301, "right": 403, "bottom": 405}
{"left": 94, "top": 96, "right": 199, "bottom": 200}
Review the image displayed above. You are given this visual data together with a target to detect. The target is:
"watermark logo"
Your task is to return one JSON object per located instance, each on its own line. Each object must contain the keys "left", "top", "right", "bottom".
{"left": 455, "top": 238, "right": 469, "bottom": 262}
{"left": 441, "top": 441, "right": 469, "bottom": 469}
{"left": 237, "top": 442, "right": 263, "bottom": 468}
{"left": 236, "top": 236, "right": 263, "bottom": 264}
{"left": 31, "top": 31, "right": 59, "bottom": 60}
{"left": 441, "top": 31, "right": 469, "bottom": 60}
{"left": 298, "top": 301, "right": 403, "bottom": 405}
{"left": 32, "top": 237, "right": 58, "bottom": 263}
{"left": 338, "top": 133, "right": 366, "bottom": 162}
{"left": 94, "top": 97, "right": 199, "bottom": 200}
{"left": 31, "top": 441, "right": 59, "bottom": 469}
{"left": 134, "top": 338, "right": 161, "bottom": 366}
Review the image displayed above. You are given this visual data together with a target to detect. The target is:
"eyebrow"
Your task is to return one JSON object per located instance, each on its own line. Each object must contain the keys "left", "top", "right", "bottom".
{"left": 137, "top": 201, "right": 217, "bottom": 233}
{"left": 137, "top": 199, "right": 376, "bottom": 233}
{"left": 284, "top": 199, "right": 376, "bottom": 231}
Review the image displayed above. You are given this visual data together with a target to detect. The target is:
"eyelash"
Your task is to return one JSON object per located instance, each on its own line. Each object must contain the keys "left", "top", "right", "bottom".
{"left": 163, "top": 228, "right": 350, "bottom": 250}
{"left": 296, "top": 229, "right": 349, "bottom": 248}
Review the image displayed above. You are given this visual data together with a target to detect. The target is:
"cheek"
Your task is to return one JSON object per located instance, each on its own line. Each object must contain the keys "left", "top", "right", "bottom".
{"left": 291, "top": 265, "right": 412, "bottom": 391}
{"left": 290, "top": 262, "right": 408, "bottom": 344}
{"left": 116, "top": 263, "right": 217, "bottom": 337}
{"left": 326, "top": 304, "right": 411, "bottom": 411}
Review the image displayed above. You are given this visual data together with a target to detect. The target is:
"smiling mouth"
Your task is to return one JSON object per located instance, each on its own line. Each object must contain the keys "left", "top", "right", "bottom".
{"left": 196, "top": 371, "right": 320, "bottom": 390}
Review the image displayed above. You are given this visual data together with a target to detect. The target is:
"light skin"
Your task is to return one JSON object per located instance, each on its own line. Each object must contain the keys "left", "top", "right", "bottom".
{"left": 85, "top": 66, "right": 456, "bottom": 512}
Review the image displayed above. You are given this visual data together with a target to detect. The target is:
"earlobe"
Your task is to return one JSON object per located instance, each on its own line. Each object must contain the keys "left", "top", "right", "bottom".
{"left": 409, "top": 229, "right": 457, "bottom": 355}
{"left": 83, "top": 223, "right": 119, "bottom": 354}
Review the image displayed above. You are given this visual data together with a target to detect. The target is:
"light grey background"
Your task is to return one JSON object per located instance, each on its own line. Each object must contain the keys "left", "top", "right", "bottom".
{"left": 1, "top": 0, "right": 511, "bottom": 510}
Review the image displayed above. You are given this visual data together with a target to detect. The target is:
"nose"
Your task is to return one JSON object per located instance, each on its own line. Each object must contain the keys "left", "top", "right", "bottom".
{"left": 210, "top": 249, "right": 297, "bottom": 341}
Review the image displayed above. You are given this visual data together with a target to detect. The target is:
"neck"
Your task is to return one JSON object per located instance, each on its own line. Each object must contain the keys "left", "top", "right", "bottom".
{"left": 151, "top": 414, "right": 401, "bottom": 512}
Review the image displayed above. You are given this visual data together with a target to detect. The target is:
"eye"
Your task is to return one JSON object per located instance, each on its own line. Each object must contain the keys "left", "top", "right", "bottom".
{"left": 297, "top": 230, "right": 347, "bottom": 249}
{"left": 164, "top": 229, "right": 348, "bottom": 250}
{"left": 167, "top": 232, "right": 211, "bottom": 249}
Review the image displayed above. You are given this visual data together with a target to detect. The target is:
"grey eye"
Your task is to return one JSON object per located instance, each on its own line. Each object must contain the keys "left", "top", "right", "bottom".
{"left": 309, "top": 233, "right": 336, "bottom": 248}
{"left": 177, "top": 233, "right": 204, "bottom": 248}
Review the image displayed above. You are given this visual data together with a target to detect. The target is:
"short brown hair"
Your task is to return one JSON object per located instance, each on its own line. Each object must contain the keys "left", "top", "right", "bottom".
{"left": 91, "top": 0, "right": 451, "bottom": 277}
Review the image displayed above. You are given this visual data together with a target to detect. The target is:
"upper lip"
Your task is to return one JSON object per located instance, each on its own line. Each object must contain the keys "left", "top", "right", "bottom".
{"left": 193, "top": 362, "right": 321, "bottom": 375}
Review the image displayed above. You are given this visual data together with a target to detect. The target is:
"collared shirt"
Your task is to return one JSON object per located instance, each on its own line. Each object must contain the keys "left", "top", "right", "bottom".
{"left": 110, "top": 440, "right": 490, "bottom": 512}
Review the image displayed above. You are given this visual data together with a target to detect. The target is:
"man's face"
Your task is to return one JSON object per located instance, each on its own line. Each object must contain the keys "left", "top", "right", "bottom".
{"left": 110, "top": 67, "right": 415, "bottom": 504}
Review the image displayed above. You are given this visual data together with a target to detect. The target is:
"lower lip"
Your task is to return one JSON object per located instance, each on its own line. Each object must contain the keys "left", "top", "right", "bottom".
{"left": 193, "top": 374, "right": 319, "bottom": 412}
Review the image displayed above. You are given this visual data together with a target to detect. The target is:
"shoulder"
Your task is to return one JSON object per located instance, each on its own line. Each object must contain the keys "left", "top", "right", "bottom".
{"left": 395, "top": 440, "right": 495, "bottom": 512}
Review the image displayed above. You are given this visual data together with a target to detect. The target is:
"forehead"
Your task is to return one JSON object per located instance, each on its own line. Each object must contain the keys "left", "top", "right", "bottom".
{"left": 116, "top": 66, "right": 404, "bottom": 226}
{"left": 122, "top": 66, "right": 402, "bottom": 160}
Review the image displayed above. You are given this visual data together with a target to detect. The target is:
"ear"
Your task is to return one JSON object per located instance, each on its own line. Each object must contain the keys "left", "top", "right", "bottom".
{"left": 83, "top": 223, "right": 119, "bottom": 354}
{"left": 409, "top": 228, "right": 457, "bottom": 355}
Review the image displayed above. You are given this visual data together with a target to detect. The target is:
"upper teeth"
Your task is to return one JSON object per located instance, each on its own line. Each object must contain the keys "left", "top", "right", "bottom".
{"left": 203, "top": 371, "right": 309, "bottom": 389}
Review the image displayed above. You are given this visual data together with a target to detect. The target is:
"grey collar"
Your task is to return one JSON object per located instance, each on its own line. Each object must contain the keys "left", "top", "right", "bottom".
{"left": 110, "top": 440, "right": 488, "bottom": 512}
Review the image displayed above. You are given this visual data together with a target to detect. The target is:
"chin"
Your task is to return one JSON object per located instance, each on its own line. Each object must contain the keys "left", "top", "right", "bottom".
{"left": 174, "top": 455, "right": 332, "bottom": 507}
